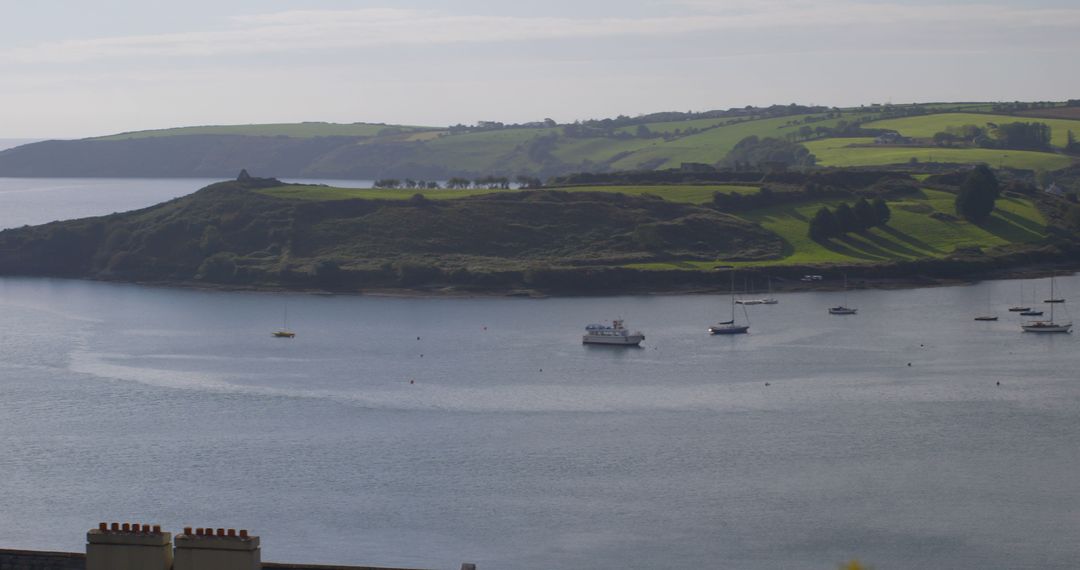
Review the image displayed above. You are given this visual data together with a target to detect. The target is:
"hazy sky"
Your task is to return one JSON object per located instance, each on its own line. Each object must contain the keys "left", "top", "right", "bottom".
{"left": 3, "top": 0, "right": 1078, "bottom": 138}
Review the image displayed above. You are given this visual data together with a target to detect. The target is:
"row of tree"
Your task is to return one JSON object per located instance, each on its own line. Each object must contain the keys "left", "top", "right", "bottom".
{"left": 808, "top": 198, "right": 891, "bottom": 241}
{"left": 373, "top": 176, "right": 543, "bottom": 190}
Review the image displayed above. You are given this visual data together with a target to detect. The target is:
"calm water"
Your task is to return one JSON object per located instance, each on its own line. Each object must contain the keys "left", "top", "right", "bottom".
{"left": 1, "top": 179, "right": 1079, "bottom": 569}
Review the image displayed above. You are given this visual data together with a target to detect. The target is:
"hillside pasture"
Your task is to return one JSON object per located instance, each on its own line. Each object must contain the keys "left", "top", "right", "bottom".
{"left": 94, "top": 122, "right": 432, "bottom": 140}
{"left": 260, "top": 185, "right": 503, "bottom": 201}
{"left": 629, "top": 188, "right": 1047, "bottom": 269}
{"left": 865, "top": 113, "right": 1080, "bottom": 148}
{"left": 803, "top": 138, "right": 1072, "bottom": 171}
{"left": 260, "top": 184, "right": 759, "bottom": 204}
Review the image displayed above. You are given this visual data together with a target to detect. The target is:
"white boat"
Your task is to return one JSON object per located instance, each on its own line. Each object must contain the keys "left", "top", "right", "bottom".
{"left": 711, "top": 271, "right": 750, "bottom": 335}
{"left": 583, "top": 320, "right": 645, "bottom": 346}
{"left": 828, "top": 274, "right": 857, "bottom": 315}
{"left": 737, "top": 278, "right": 778, "bottom": 305}
{"left": 1022, "top": 276, "right": 1071, "bottom": 333}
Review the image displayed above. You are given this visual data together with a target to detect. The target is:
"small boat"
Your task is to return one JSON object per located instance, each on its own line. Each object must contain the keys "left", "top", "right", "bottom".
{"left": 273, "top": 304, "right": 296, "bottom": 338}
{"left": 738, "top": 277, "right": 778, "bottom": 305}
{"left": 711, "top": 271, "right": 750, "bottom": 335}
{"left": 828, "top": 274, "right": 857, "bottom": 315}
{"left": 583, "top": 320, "right": 644, "bottom": 346}
{"left": 1045, "top": 298, "right": 1066, "bottom": 303}
{"left": 1008, "top": 281, "right": 1029, "bottom": 312}
{"left": 1019, "top": 310, "right": 1043, "bottom": 317}
{"left": 1022, "top": 277, "right": 1071, "bottom": 333}
{"left": 974, "top": 282, "right": 996, "bottom": 321}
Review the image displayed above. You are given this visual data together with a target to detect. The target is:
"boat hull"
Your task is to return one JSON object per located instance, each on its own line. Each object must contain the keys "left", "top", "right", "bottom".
{"left": 709, "top": 325, "right": 749, "bottom": 335}
{"left": 583, "top": 334, "right": 644, "bottom": 346}
{"left": 1021, "top": 323, "right": 1072, "bottom": 333}
{"left": 828, "top": 307, "right": 857, "bottom": 315}
{"left": 974, "top": 316, "right": 998, "bottom": 321}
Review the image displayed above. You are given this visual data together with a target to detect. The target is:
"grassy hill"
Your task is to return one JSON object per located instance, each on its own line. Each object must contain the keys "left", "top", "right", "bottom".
{"left": 7, "top": 102, "right": 1076, "bottom": 179}
{"left": 0, "top": 167, "right": 1072, "bottom": 294}
{"left": 629, "top": 187, "right": 1050, "bottom": 270}
{"left": 261, "top": 184, "right": 761, "bottom": 204}
{"left": 0, "top": 178, "right": 784, "bottom": 291}
{"left": 865, "top": 113, "right": 1080, "bottom": 148}
{"left": 804, "top": 138, "right": 1073, "bottom": 171}
{"left": 93, "top": 122, "right": 434, "bottom": 140}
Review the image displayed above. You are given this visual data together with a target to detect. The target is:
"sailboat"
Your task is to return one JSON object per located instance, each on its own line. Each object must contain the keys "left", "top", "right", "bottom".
{"left": 1008, "top": 281, "right": 1029, "bottom": 312}
{"left": 272, "top": 304, "right": 296, "bottom": 338}
{"left": 1044, "top": 273, "right": 1066, "bottom": 303}
{"left": 1019, "top": 282, "right": 1043, "bottom": 316}
{"left": 828, "top": 274, "right": 857, "bottom": 315}
{"left": 1022, "top": 276, "right": 1071, "bottom": 333}
{"left": 974, "top": 282, "right": 997, "bottom": 321}
{"left": 738, "top": 277, "right": 779, "bottom": 305}
{"left": 710, "top": 272, "right": 750, "bottom": 335}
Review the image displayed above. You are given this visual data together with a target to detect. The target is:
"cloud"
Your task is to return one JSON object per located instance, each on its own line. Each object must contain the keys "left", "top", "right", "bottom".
{"left": 2, "top": 2, "right": 1079, "bottom": 65}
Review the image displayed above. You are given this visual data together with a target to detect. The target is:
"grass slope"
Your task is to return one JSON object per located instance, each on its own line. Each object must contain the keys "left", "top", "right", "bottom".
{"left": 261, "top": 184, "right": 760, "bottom": 204}
{"left": 865, "top": 113, "right": 1080, "bottom": 148}
{"left": 631, "top": 189, "right": 1048, "bottom": 269}
{"left": 94, "top": 122, "right": 430, "bottom": 140}
{"left": 804, "top": 138, "right": 1073, "bottom": 171}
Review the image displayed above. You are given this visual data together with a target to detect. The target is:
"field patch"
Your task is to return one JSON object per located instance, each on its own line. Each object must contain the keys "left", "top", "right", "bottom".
{"left": 804, "top": 138, "right": 1072, "bottom": 171}
{"left": 865, "top": 113, "right": 1080, "bottom": 148}
{"left": 628, "top": 189, "right": 1048, "bottom": 269}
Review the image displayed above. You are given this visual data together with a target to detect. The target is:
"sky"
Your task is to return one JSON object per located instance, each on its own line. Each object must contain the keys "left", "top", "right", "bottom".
{"left": 2, "top": 0, "right": 1078, "bottom": 138}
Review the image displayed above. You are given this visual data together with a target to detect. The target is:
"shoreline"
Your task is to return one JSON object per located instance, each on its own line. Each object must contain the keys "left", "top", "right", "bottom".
{"left": 5, "top": 261, "right": 1078, "bottom": 299}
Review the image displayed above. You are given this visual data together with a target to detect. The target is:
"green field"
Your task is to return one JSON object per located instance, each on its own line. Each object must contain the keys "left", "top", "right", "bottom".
{"left": 865, "top": 113, "right": 1080, "bottom": 148}
{"left": 804, "top": 138, "right": 1073, "bottom": 171}
{"left": 608, "top": 113, "right": 875, "bottom": 170}
{"left": 629, "top": 189, "right": 1048, "bottom": 269}
{"left": 260, "top": 184, "right": 758, "bottom": 204}
{"left": 553, "top": 185, "right": 759, "bottom": 204}
{"left": 94, "top": 122, "right": 432, "bottom": 140}
{"left": 260, "top": 185, "right": 503, "bottom": 201}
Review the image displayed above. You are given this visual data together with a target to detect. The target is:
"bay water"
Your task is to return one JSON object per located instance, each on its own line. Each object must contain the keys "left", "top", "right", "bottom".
{"left": 0, "top": 178, "right": 1078, "bottom": 569}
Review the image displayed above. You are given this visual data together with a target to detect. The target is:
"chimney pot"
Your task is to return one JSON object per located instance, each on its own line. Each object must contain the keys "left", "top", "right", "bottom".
{"left": 142, "top": 524, "right": 151, "bottom": 533}
{"left": 122, "top": 523, "right": 131, "bottom": 532}
{"left": 195, "top": 528, "right": 204, "bottom": 536}
{"left": 216, "top": 528, "right": 225, "bottom": 537}
{"left": 184, "top": 527, "right": 193, "bottom": 535}
{"left": 239, "top": 530, "right": 249, "bottom": 538}
{"left": 98, "top": 522, "right": 107, "bottom": 531}
{"left": 111, "top": 523, "right": 120, "bottom": 531}
{"left": 153, "top": 525, "right": 162, "bottom": 534}
{"left": 227, "top": 529, "right": 236, "bottom": 537}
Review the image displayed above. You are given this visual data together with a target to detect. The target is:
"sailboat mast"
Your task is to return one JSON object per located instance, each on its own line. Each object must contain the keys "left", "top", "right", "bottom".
{"left": 730, "top": 271, "right": 736, "bottom": 321}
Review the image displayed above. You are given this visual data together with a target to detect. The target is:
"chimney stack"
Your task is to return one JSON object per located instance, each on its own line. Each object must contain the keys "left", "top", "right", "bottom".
{"left": 86, "top": 522, "right": 172, "bottom": 570}
{"left": 174, "top": 527, "right": 260, "bottom": 570}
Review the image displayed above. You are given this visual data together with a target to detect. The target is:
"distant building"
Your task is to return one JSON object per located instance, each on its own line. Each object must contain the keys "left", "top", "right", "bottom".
{"left": 1045, "top": 182, "right": 1066, "bottom": 196}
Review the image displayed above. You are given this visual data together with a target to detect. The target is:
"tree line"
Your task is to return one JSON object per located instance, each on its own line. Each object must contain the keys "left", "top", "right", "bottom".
{"left": 808, "top": 198, "right": 891, "bottom": 241}
{"left": 373, "top": 175, "right": 542, "bottom": 190}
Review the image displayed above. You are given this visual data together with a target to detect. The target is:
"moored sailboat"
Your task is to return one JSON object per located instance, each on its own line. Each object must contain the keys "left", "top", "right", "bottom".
{"left": 828, "top": 274, "right": 857, "bottom": 315}
{"left": 710, "top": 272, "right": 750, "bottom": 334}
{"left": 1022, "top": 277, "right": 1071, "bottom": 333}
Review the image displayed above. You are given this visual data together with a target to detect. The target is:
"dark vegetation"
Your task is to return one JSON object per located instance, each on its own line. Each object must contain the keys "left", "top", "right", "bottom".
{"left": 0, "top": 176, "right": 783, "bottom": 293}
{"left": 954, "top": 165, "right": 1000, "bottom": 222}
{"left": 723, "top": 136, "right": 816, "bottom": 170}
{"left": 808, "top": 198, "right": 891, "bottom": 241}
